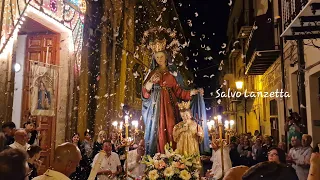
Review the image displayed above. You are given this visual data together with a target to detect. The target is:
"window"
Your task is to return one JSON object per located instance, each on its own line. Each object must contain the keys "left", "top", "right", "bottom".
{"left": 270, "top": 99, "right": 278, "bottom": 116}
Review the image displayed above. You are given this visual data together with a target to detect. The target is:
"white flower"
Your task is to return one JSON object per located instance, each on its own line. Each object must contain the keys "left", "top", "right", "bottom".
{"left": 148, "top": 170, "right": 159, "bottom": 180}
{"left": 164, "top": 166, "right": 175, "bottom": 177}
{"left": 179, "top": 170, "right": 191, "bottom": 180}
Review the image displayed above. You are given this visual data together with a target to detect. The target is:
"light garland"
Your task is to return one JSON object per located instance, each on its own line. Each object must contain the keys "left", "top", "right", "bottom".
{"left": 0, "top": 0, "right": 84, "bottom": 55}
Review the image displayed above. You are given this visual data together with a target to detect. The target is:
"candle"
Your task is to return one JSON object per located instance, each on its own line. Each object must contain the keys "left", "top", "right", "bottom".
{"left": 224, "top": 120, "right": 229, "bottom": 129}
{"left": 125, "top": 115, "right": 129, "bottom": 124}
{"left": 207, "top": 120, "right": 215, "bottom": 130}
{"left": 132, "top": 120, "right": 138, "bottom": 129}
{"left": 119, "top": 121, "right": 123, "bottom": 130}
{"left": 217, "top": 115, "right": 222, "bottom": 124}
{"left": 112, "top": 121, "right": 118, "bottom": 127}
{"left": 230, "top": 120, "right": 235, "bottom": 129}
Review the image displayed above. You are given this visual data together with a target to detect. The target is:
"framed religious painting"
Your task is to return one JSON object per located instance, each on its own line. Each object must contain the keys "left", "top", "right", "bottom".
{"left": 30, "top": 62, "right": 58, "bottom": 116}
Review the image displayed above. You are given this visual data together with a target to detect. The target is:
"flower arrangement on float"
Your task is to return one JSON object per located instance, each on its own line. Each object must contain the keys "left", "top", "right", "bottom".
{"left": 142, "top": 143, "right": 201, "bottom": 180}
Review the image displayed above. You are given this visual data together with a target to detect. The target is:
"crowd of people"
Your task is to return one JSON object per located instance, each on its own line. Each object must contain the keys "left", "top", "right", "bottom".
{"left": 0, "top": 121, "right": 146, "bottom": 180}
{"left": 1, "top": 119, "right": 320, "bottom": 180}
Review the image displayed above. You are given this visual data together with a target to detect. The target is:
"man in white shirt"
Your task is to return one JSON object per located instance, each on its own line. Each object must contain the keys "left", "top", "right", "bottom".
{"left": 33, "top": 142, "right": 82, "bottom": 180}
{"left": 206, "top": 139, "right": 232, "bottom": 180}
{"left": 124, "top": 139, "right": 146, "bottom": 179}
{"left": 9, "top": 129, "right": 30, "bottom": 152}
{"left": 92, "top": 139, "right": 122, "bottom": 180}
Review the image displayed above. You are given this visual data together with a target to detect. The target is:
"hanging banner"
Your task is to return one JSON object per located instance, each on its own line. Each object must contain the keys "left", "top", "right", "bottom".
{"left": 30, "top": 62, "right": 58, "bottom": 116}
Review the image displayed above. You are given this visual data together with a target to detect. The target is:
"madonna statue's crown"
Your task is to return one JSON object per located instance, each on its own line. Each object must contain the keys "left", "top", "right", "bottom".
{"left": 148, "top": 39, "right": 167, "bottom": 53}
{"left": 177, "top": 101, "right": 191, "bottom": 111}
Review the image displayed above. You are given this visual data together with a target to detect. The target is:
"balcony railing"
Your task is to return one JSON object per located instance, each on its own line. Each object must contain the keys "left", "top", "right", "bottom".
{"left": 283, "top": 0, "right": 309, "bottom": 29}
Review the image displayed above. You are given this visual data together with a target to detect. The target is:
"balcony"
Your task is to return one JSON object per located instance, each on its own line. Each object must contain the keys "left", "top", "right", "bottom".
{"left": 282, "top": 0, "right": 320, "bottom": 40}
{"left": 245, "top": 10, "right": 280, "bottom": 75}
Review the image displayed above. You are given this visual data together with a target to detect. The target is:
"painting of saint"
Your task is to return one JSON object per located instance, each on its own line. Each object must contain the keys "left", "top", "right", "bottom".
{"left": 37, "top": 81, "right": 51, "bottom": 110}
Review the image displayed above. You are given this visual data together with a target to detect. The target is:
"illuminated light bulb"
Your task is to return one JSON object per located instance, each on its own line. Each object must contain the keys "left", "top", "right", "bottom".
{"left": 124, "top": 115, "right": 129, "bottom": 124}
{"left": 112, "top": 121, "right": 118, "bottom": 127}
{"left": 230, "top": 120, "right": 235, "bottom": 128}
{"left": 14, "top": 63, "right": 21, "bottom": 72}
{"left": 131, "top": 120, "right": 138, "bottom": 129}
{"left": 224, "top": 120, "right": 229, "bottom": 129}
{"left": 217, "top": 115, "right": 222, "bottom": 124}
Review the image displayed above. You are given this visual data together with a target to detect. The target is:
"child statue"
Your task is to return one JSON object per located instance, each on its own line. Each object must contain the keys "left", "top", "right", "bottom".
{"left": 173, "top": 101, "right": 204, "bottom": 156}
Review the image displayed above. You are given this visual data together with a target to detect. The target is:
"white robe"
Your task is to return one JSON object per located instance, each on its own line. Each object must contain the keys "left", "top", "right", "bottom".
{"left": 210, "top": 147, "right": 232, "bottom": 179}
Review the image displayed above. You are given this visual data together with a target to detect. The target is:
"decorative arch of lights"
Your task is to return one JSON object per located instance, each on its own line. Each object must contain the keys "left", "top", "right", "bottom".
{"left": 0, "top": 0, "right": 85, "bottom": 58}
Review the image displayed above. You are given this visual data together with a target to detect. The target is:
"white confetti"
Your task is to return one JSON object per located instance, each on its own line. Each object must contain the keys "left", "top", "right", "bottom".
{"left": 161, "top": 0, "right": 167, "bottom": 3}
{"left": 205, "top": 46, "right": 211, "bottom": 51}
{"left": 210, "top": 92, "right": 214, "bottom": 96}
{"left": 195, "top": 12, "right": 198, "bottom": 17}
{"left": 187, "top": 20, "right": 192, "bottom": 27}
{"left": 179, "top": 3, "right": 182, "bottom": 6}
{"left": 206, "top": 107, "right": 211, "bottom": 110}
{"left": 179, "top": 61, "right": 183, "bottom": 66}
{"left": 233, "top": 40, "right": 239, "bottom": 46}
{"left": 133, "top": 71, "right": 140, "bottom": 78}
{"left": 191, "top": 32, "right": 196, "bottom": 36}
{"left": 156, "top": 14, "right": 162, "bottom": 21}
{"left": 210, "top": 74, "right": 215, "bottom": 78}
{"left": 173, "top": 17, "right": 178, "bottom": 20}
{"left": 217, "top": 99, "right": 222, "bottom": 104}
{"left": 221, "top": 43, "right": 227, "bottom": 49}
{"left": 193, "top": 52, "right": 198, "bottom": 56}
{"left": 162, "top": 7, "right": 166, "bottom": 11}
{"left": 203, "top": 75, "right": 209, "bottom": 78}
{"left": 138, "top": 5, "right": 142, "bottom": 8}
{"left": 170, "top": 71, "right": 178, "bottom": 77}
{"left": 228, "top": 0, "right": 232, "bottom": 6}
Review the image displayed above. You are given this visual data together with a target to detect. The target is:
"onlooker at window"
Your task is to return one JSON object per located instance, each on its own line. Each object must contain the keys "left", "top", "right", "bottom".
{"left": 1, "top": 122, "right": 16, "bottom": 145}
{"left": 285, "top": 115, "right": 302, "bottom": 146}
{"left": 27, "top": 145, "right": 42, "bottom": 179}
{"left": 0, "top": 148, "right": 30, "bottom": 180}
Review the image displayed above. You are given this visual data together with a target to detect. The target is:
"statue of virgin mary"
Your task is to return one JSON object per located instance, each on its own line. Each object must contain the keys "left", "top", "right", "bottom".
{"left": 142, "top": 38, "right": 210, "bottom": 156}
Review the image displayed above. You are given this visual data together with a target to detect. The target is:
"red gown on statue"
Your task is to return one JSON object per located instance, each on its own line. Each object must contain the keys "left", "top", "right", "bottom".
{"left": 142, "top": 69, "right": 191, "bottom": 153}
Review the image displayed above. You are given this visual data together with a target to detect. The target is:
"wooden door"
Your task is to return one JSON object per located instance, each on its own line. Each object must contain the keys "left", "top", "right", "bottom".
{"left": 21, "top": 34, "right": 59, "bottom": 174}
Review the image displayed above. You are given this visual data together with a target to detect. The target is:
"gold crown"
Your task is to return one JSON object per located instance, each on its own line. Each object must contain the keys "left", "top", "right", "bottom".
{"left": 177, "top": 101, "right": 191, "bottom": 111}
{"left": 148, "top": 39, "right": 167, "bottom": 53}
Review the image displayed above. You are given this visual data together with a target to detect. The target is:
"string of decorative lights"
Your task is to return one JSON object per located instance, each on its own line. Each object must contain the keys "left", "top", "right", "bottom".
{"left": 0, "top": 0, "right": 85, "bottom": 55}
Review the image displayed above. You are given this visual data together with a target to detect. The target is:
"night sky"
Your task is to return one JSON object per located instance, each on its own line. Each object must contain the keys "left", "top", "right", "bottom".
{"left": 174, "top": 0, "right": 230, "bottom": 108}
